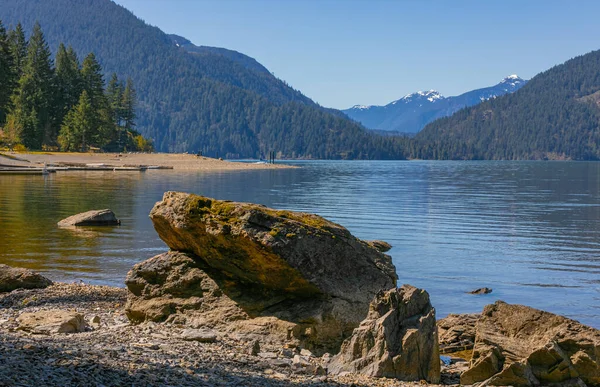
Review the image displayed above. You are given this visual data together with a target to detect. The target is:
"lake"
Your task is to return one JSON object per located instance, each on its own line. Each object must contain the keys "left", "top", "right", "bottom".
{"left": 1, "top": 160, "right": 599, "bottom": 328}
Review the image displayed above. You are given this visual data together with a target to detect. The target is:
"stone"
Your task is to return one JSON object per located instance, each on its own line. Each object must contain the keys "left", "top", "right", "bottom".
{"left": 180, "top": 328, "right": 217, "bottom": 343}
{"left": 0, "top": 264, "right": 53, "bottom": 293}
{"left": 437, "top": 313, "right": 479, "bottom": 354}
{"left": 125, "top": 251, "right": 247, "bottom": 324}
{"left": 366, "top": 240, "right": 392, "bottom": 252}
{"left": 134, "top": 192, "right": 397, "bottom": 353}
{"left": 57, "top": 209, "right": 120, "bottom": 227}
{"left": 460, "top": 301, "right": 600, "bottom": 386}
{"left": 248, "top": 339, "right": 260, "bottom": 356}
{"left": 300, "top": 348, "right": 313, "bottom": 357}
{"left": 17, "top": 310, "right": 88, "bottom": 334}
{"left": 468, "top": 287, "right": 492, "bottom": 294}
{"left": 328, "top": 285, "right": 441, "bottom": 384}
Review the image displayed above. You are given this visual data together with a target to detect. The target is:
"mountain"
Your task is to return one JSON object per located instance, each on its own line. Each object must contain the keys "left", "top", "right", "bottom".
{"left": 412, "top": 50, "right": 600, "bottom": 160}
{"left": 344, "top": 75, "right": 527, "bottom": 134}
{"left": 0, "top": 0, "right": 403, "bottom": 159}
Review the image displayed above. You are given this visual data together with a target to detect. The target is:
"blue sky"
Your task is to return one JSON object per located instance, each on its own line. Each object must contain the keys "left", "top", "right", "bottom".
{"left": 115, "top": 0, "right": 600, "bottom": 109}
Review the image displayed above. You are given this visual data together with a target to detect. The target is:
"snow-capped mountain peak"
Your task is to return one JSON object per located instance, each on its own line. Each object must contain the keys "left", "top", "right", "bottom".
{"left": 393, "top": 90, "right": 444, "bottom": 105}
{"left": 500, "top": 74, "right": 524, "bottom": 86}
{"left": 351, "top": 104, "right": 372, "bottom": 110}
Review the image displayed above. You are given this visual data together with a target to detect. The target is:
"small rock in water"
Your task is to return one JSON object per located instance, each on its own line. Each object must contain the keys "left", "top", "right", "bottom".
{"left": 180, "top": 328, "right": 217, "bottom": 343}
{"left": 57, "top": 209, "right": 120, "bottom": 227}
{"left": 468, "top": 287, "right": 492, "bottom": 294}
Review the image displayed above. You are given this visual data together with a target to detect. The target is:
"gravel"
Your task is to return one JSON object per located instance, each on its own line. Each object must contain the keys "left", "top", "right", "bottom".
{"left": 0, "top": 283, "right": 460, "bottom": 386}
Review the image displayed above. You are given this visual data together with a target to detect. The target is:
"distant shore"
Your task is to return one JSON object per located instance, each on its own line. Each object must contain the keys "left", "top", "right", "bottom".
{"left": 0, "top": 151, "right": 295, "bottom": 171}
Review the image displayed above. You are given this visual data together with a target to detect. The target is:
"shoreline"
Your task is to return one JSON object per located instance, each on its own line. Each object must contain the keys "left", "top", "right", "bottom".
{"left": 0, "top": 282, "right": 453, "bottom": 386}
{"left": 0, "top": 151, "right": 296, "bottom": 171}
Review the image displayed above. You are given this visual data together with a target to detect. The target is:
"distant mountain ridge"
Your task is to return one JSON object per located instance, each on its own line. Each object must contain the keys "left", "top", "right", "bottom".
{"left": 344, "top": 75, "right": 527, "bottom": 134}
{"left": 413, "top": 49, "right": 600, "bottom": 160}
{"left": 168, "top": 34, "right": 271, "bottom": 75}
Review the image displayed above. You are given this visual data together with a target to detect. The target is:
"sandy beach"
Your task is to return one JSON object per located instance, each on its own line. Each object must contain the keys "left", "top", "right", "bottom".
{"left": 0, "top": 152, "right": 295, "bottom": 171}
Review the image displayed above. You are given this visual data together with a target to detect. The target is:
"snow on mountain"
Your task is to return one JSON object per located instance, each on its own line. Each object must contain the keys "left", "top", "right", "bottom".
{"left": 343, "top": 75, "right": 527, "bottom": 134}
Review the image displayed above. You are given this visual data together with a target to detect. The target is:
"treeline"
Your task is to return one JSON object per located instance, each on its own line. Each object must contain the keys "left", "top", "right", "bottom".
{"left": 0, "top": 21, "right": 152, "bottom": 152}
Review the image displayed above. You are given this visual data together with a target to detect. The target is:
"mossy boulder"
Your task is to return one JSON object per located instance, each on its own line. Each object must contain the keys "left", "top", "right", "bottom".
{"left": 141, "top": 191, "right": 398, "bottom": 353}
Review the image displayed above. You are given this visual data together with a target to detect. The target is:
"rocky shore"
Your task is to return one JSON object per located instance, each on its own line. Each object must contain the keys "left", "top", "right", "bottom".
{"left": 0, "top": 283, "right": 456, "bottom": 386}
{"left": 1, "top": 193, "right": 599, "bottom": 386}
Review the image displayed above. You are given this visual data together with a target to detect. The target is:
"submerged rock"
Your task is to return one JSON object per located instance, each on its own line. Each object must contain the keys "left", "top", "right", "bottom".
{"left": 468, "top": 287, "right": 492, "bottom": 294}
{"left": 128, "top": 192, "right": 397, "bottom": 353}
{"left": 17, "top": 310, "right": 88, "bottom": 334}
{"left": 57, "top": 209, "right": 120, "bottom": 227}
{"left": 0, "top": 264, "right": 52, "bottom": 293}
{"left": 328, "top": 285, "right": 441, "bottom": 384}
{"left": 461, "top": 301, "right": 600, "bottom": 386}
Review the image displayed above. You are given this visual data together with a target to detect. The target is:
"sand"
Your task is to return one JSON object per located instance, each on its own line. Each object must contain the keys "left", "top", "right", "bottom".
{"left": 0, "top": 151, "right": 295, "bottom": 171}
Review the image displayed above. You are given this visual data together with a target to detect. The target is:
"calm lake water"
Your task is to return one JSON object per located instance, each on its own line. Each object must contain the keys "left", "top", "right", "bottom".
{"left": 1, "top": 161, "right": 599, "bottom": 328}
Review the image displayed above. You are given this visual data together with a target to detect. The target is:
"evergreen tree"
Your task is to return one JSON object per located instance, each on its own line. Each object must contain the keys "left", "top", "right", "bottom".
{"left": 0, "top": 20, "right": 14, "bottom": 125}
{"left": 106, "top": 73, "right": 123, "bottom": 125}
{"left": 7, "top": 22, "right": 55, "bottom": 149}
{"left": 122, "top": 77, "right": 136, "bottom": 130}
{"left": 7, "top": 23, "right": 26, "bottom": 80}
{"left": 55, "top": 43, "right": 82, "bottom": 128}
{"left": 58, "top": 90, "right": 93, "bottom": 151}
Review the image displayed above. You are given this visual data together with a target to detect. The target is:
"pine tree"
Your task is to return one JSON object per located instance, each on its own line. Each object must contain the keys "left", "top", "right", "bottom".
{"left": 0, "top": 20, "right": 14, "bottom": 125}
{"left": 80, "top": 52, "right": 113, "bottom": 147}
{"left": 7, "top": 23, "right": 26, "bottom": 80}
{"left": 7, "top": 22, "right": 55, "bottom": 149}
{"left": 106, "top": 73, "right": 124, "bottom": 148}
{"left": 58, "top": 90, "right": 93, "bottom": 151}
{"left": 55, "top": 43, "right": 82, "bottom": 128}
{"left": 122, "top": 77, "right": 136, "bottom": 130}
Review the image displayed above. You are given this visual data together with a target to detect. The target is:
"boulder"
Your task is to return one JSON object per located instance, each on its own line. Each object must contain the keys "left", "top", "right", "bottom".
{"left": 125, "top": 251, "right": 247, "bottom": 324}
{"left": 437, "top": 313, "right": 479, "bottom": 354}
{"left": 460, "top": 301, "right": 600, "bottom": 386}
{"left": 139, "top": 192, "right": 397, "bottom": 353}
{"left": 57, "top": 209, "right": 120, "bottom": 227}
{"left": 328, "top": 285, "right": 441, "bottom": 384}
{"left": 17, "top": 310, "right": 88, "bottom": 334}
{"left": 0, "top": 264, "right": 52, "bottom": 293}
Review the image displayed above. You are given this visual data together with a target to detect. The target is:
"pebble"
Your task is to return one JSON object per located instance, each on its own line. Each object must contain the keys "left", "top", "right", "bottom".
{"left": 0, "top": 282, "right": 452, "bottom": 386}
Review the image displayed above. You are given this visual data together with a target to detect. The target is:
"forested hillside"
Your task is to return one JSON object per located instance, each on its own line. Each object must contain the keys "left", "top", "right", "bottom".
{"left": 412, "top": 50, "right": 600, "bottom": 160}
{"left": 0, "top": 0, "right": 403, "bottom": 159}
{"left": 0, "top": 21, "right": 151, "bottom": 152}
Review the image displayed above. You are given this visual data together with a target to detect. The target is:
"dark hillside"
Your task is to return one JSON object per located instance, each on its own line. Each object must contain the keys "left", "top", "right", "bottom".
{"left": 0, "top": 0, "right": 403, "bottom": 158}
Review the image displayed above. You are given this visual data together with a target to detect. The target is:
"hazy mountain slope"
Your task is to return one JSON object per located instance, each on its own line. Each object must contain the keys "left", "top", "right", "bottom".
{"left": 344, "top": 76, "right": 526, "bottom": 134}
{"left": 413, "top": 51, "right": 600, "bottom": 160}
{"left": 0, "top": 0, "right": 400, "bottom": 158}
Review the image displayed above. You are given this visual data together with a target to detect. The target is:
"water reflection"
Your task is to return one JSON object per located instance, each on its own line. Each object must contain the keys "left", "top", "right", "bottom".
{"left": 1, "top": 162, "right": 599, "bottom": 328}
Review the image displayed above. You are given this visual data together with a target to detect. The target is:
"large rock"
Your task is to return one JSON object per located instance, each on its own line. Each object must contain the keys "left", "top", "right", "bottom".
{"left": 461, "top": 301, "right": 600, "bottom": 386}
{"left": 125, "top": 251, "right": 247, "bottom": 324}
{"left": 437, "top": 313, "right": 479, "bottom": 354}
{"left": 328, "top": 285, "right": 441, "bottom": 384}
{"left": 17, "top": 310, "right": 88, "bottom": 334}
{"left": 57, "top": 209, "right": 120, "bottom": 227}
{"left": 130, "top": 192, "right": 397, "bottom": 353}
{"left": 0, "top": 264, "right": 52, "bottom": 293}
